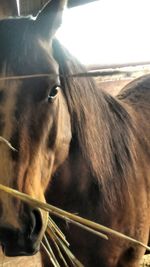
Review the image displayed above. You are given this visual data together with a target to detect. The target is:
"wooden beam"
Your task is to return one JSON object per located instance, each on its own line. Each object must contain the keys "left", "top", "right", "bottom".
{"left": 20, "top": 0, "right": 43, "bottom": 16}
{"left": 68, "top": 0, "right": 98, "bottom": 8}
{"left": 20, "top": 0, "right": 99, "bottom": 16}
{"left": 0, "top": 0, "right": 18, "bottom": 18}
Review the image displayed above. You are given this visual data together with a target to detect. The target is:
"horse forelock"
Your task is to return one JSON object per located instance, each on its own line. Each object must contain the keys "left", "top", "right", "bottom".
{"left": 0, "top": 17, "right": 57, "bottom": 76}
{"left": 53, "top": 40, "right": 141, "bottom": 208}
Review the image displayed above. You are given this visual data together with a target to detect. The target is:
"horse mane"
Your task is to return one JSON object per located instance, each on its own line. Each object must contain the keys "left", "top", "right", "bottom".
{"left": 53, "top": 39, "right": 139, "bottom": 206}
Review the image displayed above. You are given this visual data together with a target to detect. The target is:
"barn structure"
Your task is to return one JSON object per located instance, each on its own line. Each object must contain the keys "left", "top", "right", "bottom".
{"left": 0, "top": 0, "right": 149, "bottom": 266}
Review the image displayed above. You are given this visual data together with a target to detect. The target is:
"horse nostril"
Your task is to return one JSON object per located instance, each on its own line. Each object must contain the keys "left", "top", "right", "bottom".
{"left": 29, "top": 209, "right": 43, "bottom": 239}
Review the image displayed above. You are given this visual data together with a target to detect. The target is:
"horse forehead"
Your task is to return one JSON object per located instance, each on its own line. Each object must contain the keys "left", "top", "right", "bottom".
{"left": 38, "top": 38, "right": 59, "bottom": 75}
{"left": 0, "top": 79, "right": 19, "bottom": 140}
{"left": 0, "top": 80, "right": 19, "bottom": 192}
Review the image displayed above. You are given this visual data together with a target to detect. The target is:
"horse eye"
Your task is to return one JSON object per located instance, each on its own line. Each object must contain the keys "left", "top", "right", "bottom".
{"left": 48, "top": 85, "right": 60, "bottom": 103}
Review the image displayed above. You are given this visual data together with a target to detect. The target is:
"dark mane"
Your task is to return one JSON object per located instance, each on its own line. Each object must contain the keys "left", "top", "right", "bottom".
{"left": 53, "top": 39, "right": 138, "bottom": 206}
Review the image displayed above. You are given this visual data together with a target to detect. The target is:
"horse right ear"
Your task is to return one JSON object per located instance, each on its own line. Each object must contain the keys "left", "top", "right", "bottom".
{"left": 35, "top": 0, "right": 67, "bottom": 39}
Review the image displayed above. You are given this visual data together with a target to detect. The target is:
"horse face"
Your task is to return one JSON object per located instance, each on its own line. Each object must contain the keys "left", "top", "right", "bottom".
{"left": 0, "top": 0, "right": 71, "bottom": 256}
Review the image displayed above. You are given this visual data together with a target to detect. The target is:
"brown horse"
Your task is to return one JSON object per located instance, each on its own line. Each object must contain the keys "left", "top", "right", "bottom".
{"left": 0, "top": 0, "right": 149, "bottom": 266}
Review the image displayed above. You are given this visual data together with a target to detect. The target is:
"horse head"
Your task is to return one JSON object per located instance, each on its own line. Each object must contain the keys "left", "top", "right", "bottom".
{"left": 0, "top": 0, "right": 71, "bottom": 256}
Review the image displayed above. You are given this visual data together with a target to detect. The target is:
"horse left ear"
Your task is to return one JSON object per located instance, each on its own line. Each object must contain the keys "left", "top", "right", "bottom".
{"left": 35, "top": 0, "right": 67, "bottom": 39}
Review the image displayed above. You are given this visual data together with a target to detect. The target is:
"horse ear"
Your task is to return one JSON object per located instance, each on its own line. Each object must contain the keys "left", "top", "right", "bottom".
{"left": 36, "top": 0, "right": 67, "bottom": 39}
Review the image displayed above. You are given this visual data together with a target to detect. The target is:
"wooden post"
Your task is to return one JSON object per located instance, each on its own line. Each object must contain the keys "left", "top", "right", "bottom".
{"left": 0, "top": 0, "right": 18, "bottom": 18}
{"left": 20, "top": 0, "right": 47, "bottom": 16}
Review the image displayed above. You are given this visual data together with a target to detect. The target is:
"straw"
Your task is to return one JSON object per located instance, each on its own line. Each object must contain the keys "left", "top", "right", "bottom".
{"left": 0, "top": 184, "right": 149, "bottom": 252}
{"left": 0, "top": 137, "right": 17, "bottom": 151}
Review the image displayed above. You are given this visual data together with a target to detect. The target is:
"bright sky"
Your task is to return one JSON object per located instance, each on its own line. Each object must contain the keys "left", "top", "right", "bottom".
{"left": 57, "top": 0, "right": 150, "bottom": 66}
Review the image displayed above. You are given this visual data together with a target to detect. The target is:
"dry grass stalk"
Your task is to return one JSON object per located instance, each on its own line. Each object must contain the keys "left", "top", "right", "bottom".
{"left": 0, "top": 183, "right": 149, "bottom": 266}
{"left": 45, "top": 225, "right": 69, "bottom": 267}
{"left": 45, "top": 217, "right": 84, "bottom": 267}
{"left": 0, "top": 70, "right": 128, "bottom": 82}
{"left": 0, "top": 136, "right": 17, "bottom": 151}
{"left": 0, "top": 184, "right": 149, "bottom": 253}
{"left": 0, "top": 184, "right": 108, "bottom": 240}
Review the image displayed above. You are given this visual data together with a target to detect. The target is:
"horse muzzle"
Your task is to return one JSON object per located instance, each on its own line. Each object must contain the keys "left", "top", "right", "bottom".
{"left": 0, "top": 208, "right": 43, "bottom": 256}
{"left": 1, "top": 231, "right": 40, "bottom": 257}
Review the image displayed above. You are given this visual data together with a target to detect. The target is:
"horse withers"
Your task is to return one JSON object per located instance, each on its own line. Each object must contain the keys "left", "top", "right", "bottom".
{"left": 0, "top": 1, "right": 149, "bottom": 266}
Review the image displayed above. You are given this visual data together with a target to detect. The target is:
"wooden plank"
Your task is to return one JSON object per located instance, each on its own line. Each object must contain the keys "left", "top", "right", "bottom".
{"left": 0, "top": 0, "right": 18, "bottom": 18}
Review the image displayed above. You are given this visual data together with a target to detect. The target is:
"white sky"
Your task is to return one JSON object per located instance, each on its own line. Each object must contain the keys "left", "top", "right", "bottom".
{"left": 57, "top": 0, "right": 150, "bottom": 65}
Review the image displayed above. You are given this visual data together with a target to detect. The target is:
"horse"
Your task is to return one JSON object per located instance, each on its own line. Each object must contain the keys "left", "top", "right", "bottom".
{"left": 0, "top": 0, "right": 149, "bottom": 266}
